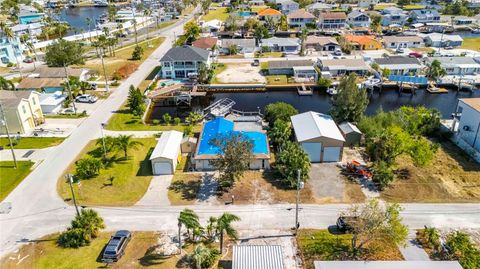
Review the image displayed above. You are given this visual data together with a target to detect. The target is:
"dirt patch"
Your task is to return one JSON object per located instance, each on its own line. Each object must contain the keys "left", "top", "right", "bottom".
{"left": 381, "top": 140, "right": 480, "bottom": 203}
{"left": 216, "top": 64, "right": 266, "bottom": 83}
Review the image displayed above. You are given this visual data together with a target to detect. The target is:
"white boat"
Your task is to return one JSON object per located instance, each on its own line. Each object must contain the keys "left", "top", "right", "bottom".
{"left": 472, "top": 28, "right": 480, "bottom": 34}
{"left": 326, "top": 87, "right": 337, "bottom": 95}
{"left": 93, "top": 0, "right": 108, "bottom": 7}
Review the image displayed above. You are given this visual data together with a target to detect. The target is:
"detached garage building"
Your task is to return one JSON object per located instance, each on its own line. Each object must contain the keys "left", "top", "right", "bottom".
{"left": 291, "top": 111, "right": 345, "bottom": 162}
{"left": 150, "top": 130, "right": 183, "bottom": 175}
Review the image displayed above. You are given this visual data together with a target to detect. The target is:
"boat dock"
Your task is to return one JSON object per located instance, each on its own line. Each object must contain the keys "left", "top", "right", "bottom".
{"left": 297, "top": 84, "right": 313, "bottom": 95}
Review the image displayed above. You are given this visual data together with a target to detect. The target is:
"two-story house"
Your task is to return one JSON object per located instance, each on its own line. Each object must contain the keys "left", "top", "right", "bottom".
{"left": 451, "top": 98, "right": 480, "bottom": 162}
{"left": 275, "top": 0, "right": 299, "bottom": 15}
{"left": 160, "top": 46, "right": 211, "bottom": 79}
{"left": 287, "top": 9, "right": 316, "bottom": 28}
{"left": 0, "top": 90, "right": 44, "bottom": 135}
{"left": 347, "top": 10, "right": 371, "bottom": 28}
{"left": 0, "top": 36, "right": 25, "bottom": 65}
{"left": 381, "top": 7, "right": 408, "bottom": 26}
{"left": 409, "top": 9, "right": 440, "bottom": 24}
{"left": 318, "top": 12, "right": 347, "bottom": 29}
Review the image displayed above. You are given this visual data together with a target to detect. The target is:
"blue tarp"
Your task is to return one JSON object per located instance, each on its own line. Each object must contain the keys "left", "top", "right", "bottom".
{"left": 388, "top": 75, "right": 428, "bottom": 85}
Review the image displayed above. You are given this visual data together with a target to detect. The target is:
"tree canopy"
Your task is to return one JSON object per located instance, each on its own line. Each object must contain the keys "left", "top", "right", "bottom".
{"left": 127, "top": 85, "right": 146, "bottom": 117}
{"left": 45, "top": 39, "right": 85, "bottom": 67}
{"left": 274, "top": 141, "right": 311, "bottom": 188}
{"left": 426, "top": 59, "right": 447, "bottom": 81}
{"left": 330, "top": 73, "right": 369, "bottom": 123}
{"left": 264, "top": 102, "right": 298, "bottom": 126}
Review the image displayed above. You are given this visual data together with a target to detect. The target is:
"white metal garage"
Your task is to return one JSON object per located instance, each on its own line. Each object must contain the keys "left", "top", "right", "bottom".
{"left": 291, "top": 111, "right": 345, "bottom": 163}
{"left": 150, "top": 130, "right": 183, "bottom": 175}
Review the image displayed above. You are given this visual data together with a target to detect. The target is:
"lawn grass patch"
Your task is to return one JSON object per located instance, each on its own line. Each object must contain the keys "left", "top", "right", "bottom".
{"left": 266, "top": 75, "right": 288, "bottom": 85}
{"left": 251, "top": 5, "right": 269, "bottom": 12}
{"left": 256, "top": 52, "right": 283, "bottom": 58}
{"left": 410, "top": 47, "right": 435, "bottom": 53}
{"left": 57, "top": 138, "right": 156, "bottom": 206}
{"left": 403, "top": 4, "right": 426, "bottom": 9}
{"left": 45, "top": 113, "right": 88, "bottom": 119}
{"left": 297, "top": 229, "right": 403, "bottom": 269}
{"left": 0, "top": 137, "right": 65, "bottom": 149}
{"left": 168, "top": 172, "right": 202, "bottom": 205}
{"left": 461, "top": 38, "right": 480, "bottom": 51}
{"left": 201, "top": 7, "right": 229, "bottom": 22}
{"left": 0, "top": 161, "right": 34, "bottom": 201}
{"left": 0, "top": 232, "right": 163, "bottom": 269}
{"left": 210, "top": 63, "right": 228, "bottom": 84}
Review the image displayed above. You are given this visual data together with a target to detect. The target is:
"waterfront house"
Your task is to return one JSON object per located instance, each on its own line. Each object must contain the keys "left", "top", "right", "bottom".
{"left": 0, "top": 36, "right": 24, "bottom": 65}
{"left": 314, "top": 261, "right": 464, "bottom": 269}
{"left": 382, "top": 35, "right": 424, "bottom": 49}
{"left": 18, "top": 10, "right": 44, "bottom": 24}
{"left": 291, "top": 111, "right": 345, "bottom": 162}
{"left": 159, "top": 46, "right": 211, "bottom": 79}
{"left": 249, "top": 0, "right": 265, "bottom": 6}
{"left": 409, "top": 9, "right": 440, "bottom": 24}
{"left": 287, "top": 9, "right": 316, "bottom": 28}
{"left": 317, "top": 12, "right": 347, "bottom": 29}
{"left": 347, "top": 10, "right": 371, "bottom": 28}
{"left": 193, "top": 117, "right": 270, "bottom": 171}
{"left": 16, "top": 78, "right": 65, "bottom": 93}
{"left": 423, "top": 33, "right": 463, "bottom": 48}
{"left": 202, "top": 19, "right": 223, "bottom": 34}
{"left": 358, "top": 0, "right": 379, "bottom": 7}
{"left": 268, "top": 59, "right": 318, "bottom": 82}
{"left": 317, "top": 58, "right": 369, "bottom": 77}
{"left": 380, "top": 7, "right": 408, "bottom": 26}
{"left": 275, "top": 0, "right": 300, "bottom": 15}
{"left": 306, "top": 3, "right": 335, "bottom": 14}
{"left": 426, "top": 57, "right": 480, "bottom": 76}
{"left": 220, "top": 39, "right": 257, "bottom": 55}
{"left": 257, "top": 7, "right": 282, "bottom": 22}
{"left": 374, "top": 56, "right": 423, "bottom": 76}
{"left": 0, "top": 90, "right": 44, "bottom": 135}
{"left": 304, "top": 36, "right": 340, "bottom": 51}
{"left": 11, "top": 22, "right": 43, "bottom": 37}
{"left": 345, "top": 34, "right": 382, "bottom": 50}
{"left": 451, "top": 98, "right": 480, "bottom": 163}
{"left": 192, "top": 37, "right": 219, "bottom": 51}
{"left": 30, "top": 67, "right": 94, "bottom": 81}
{"left": 261, "top": 37, "right": 300, "bottom": 54}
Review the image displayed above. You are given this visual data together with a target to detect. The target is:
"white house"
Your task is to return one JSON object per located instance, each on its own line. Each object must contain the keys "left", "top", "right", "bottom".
{"left": 374, "top": 56, "right": 424, "bottom": 76}
{"left": 38, "top": 91, "right": 66, "bottom": 114}
{"left": 426, "top": 57, "right": 480, "bottom": 76}
{"left": 382, "top": 35, "right": 424, "bottom": 49}
{"left": 347, "top": 10, "right": 371, "bottom": 28}
{"left": 275, "top": 0, "right": 300, "bottom": 14}
{"left": 423, "top": 33, "right": 463, "bottom": 47}
{"left": 149, "top": 130, "right": 183, "bottom": 175}
{"left": 291, "top": 111, "right": 345, "bottom": 162}
{"left": 160, "top": 46, "right": 211, "bottom": 79}
{"left": 318, "top": 12, "right": 347, "bottom": 29}
{"left": 261, "top": 37, "right": 300, "bottom": 54}
{"left": 202, "top": 19, "right": 223, "bottom": 34}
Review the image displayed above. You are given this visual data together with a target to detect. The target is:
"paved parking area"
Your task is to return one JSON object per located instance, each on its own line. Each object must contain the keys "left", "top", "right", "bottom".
{"left": 307, "top": 163, "right": 344, "bottom": 202}
{"left": 74, "top": 98, "right": 106, "bottom": 115}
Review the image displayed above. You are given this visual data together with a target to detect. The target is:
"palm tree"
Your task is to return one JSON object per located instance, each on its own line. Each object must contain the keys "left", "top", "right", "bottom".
{"left": 79, "top": 81, "right": 91, "bottom": 94}
{"left": 143, "top": 9, "right": 151, "bottom": 43}
{"left": 85, "top": 17, "right": 93, "bottom": 42}
{"left": 206, "top": 216, "right": 217, "bottom": 241}
{"left": 191, "top": 244, "right": 211, "bottom": 269}
{"left": 71, "top": 209, "right": 105, "bottom": 238}
{"left": 216, "top": 212, "right": 240, "bottom": 253}
{"left": 426, "top": 59, "right": 447, "bottom": 81}
{"left": 265, "top": 16, "right": 277, "bottom": 32}
{"left": 178, "top": 208, "right": 200, "bottom": 240}
{"left": 0, "top": 77, "right": 15, "bottom": 91}
{"left": 0, "top": 23, "right": 23, "bottom": 77}
{"left": 114, "top": 135, "right": 143, "bottom": 158}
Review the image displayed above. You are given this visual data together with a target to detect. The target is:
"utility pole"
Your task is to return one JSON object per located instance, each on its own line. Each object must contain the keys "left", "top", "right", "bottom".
{"left": 0, "top": 102, "right": 17, "bottom": 168}
{"left": 67, "top": 174, "right": 80, "bottom": 217}
{"left": 100, "top": 123, "right": 107, "bottom": 159}
{"left": 177, "top": 221, "right": 182, "bottom": 254}
{"left": 294, "top": 169, "right": 304, "bottom": 235}
{"left": 99, "top": 52, "right": 109, "bottom": 92}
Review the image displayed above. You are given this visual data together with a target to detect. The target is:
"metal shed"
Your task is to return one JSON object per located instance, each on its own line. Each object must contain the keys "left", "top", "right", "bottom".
{"left": 181, "top": 136, "right": 198, "bottom": 153}
{"left": 338, "top": 122, "right": 362, "bottom": 146}
{"left": 149, "top": 131, "right": 183, "bottom": 175}
{"left": 233, "top": 245, "right": 285, "bottom": 269}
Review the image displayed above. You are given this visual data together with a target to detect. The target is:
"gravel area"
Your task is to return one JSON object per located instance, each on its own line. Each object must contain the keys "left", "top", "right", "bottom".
{"left": 216, "top": 64, "right": 266, "bottom": 83}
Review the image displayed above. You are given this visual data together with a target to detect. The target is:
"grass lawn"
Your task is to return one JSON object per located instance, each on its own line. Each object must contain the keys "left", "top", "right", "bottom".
{"left": 138, "top": 66, "right": 162, "bottom": 92}
{"left": 381, "top": 140, "right": 480, "bottom": 203}
{"left": 0, "top": 232, "right": 187, "bottom": 269}
{"left": 45, "top": 113, "right": 88, "bottom": 119}
{"left": 297, "top": 229, "right": 403, "bottom": 269}
{"left": 210, "top": 63, "right": 228, "bottom": 84}
{"left": 57, "top": 138, "right": 156, "bottom": 206}
{"left": 0, "top": 161, "right": 34, "bottom": 201}
{"left": 0, "top": 137, "right": 65, "bottom": 149}
{"left": 80, "top": 37, "right": 165, "bottom": 79}
{"left": 201, "top": 7, "right": 229, "bottom": 22}
{"left": 402, "top": 4, "right": 426, "bottom": 10}
{"left": 461, "top": 38, "right": 480, "bottom": 51}
{"left": 256, "top": 52, "right": 283, "bottom": 58}
{"left": 251, "top": 5, "right": 269, "bottom": 12}
{"left": 168, "top": 172, "right": 202, "bottom": 205}
{"left": 266, "top": 75, "right": 288, "bottom": 85}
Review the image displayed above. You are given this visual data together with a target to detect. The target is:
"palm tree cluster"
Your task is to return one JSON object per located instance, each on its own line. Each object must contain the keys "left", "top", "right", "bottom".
{"left": 39, "top": 17, "right": 70, "bottom": 41}
{"left": 97, "top": 134, "right": 143, "bottom": 159}
{"left": 57, "top": 209, "right": 105, "bottom": 248}
{"left": 92, "top": 28, "right": 119, "bottom": 58}
{"left": 68, "top": 76, "right": 92, "bottom": 97}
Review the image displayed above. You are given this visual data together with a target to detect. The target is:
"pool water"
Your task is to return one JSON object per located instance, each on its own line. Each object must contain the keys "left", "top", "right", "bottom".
{"left": 159, "top": 79, "right": 184, "bottom": 87}
{"left": 237, "top": 11, "right": 256, "bottom": 17}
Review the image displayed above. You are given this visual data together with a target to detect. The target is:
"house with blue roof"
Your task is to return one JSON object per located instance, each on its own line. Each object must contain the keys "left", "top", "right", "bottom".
{"left": 193, "top": 117, "right": 270, "bottom": 171}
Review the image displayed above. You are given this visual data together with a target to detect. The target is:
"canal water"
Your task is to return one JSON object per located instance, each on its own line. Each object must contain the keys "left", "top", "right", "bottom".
{"left": 149, "top": 89, "right": 480, "bottom": 121}
{"left": 57, "top": 6, "right": 107, "bottom": 31}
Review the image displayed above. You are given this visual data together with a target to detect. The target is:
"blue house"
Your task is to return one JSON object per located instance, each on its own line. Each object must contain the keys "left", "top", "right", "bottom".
{"left": 0, "top": 36, "right": 24, "bottom": 64}
{"left": 381, "top": 7, "right": 408, "bottom": 26}
{"left": 409, "top": 9, "right": 440, "bottom": 24}
{"left": 193, "top": 117, "right": 270, "bottom": 171}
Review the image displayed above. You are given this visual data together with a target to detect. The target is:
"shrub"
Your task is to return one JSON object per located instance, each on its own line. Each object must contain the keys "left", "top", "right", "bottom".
{"left": 372, "top": 161, "right": 394, "bottom": 190}
{"left": 202, "top": 248, "right": 220, "bottom": 268}
{"left": 173, "top": 117, "right": 181, "bottom": 126}
{"left": 184, "top": 125, "right": 193, "bottom": 136}
{"left": 264, "top": 102, "right": 298, "bottom": 126}
{"left": 75, "top": 157, "right": 102, "bottom": 179}
{"left": 112, "top": 72, "right": 123, "bottom": 81}
{"left": 57, "top": 228, "right": 90, "bottom": 248}
{"left": 57, "top": 209, "right": 105, "bottom": 248}
{"left": 162, "top": 113, "right": 172, "bottom": 125}
{"left": 131, "top": 45, "right": 144, "bottom": 60}
{"left": 274, "top": 141, "right": 310, "bottom": 188}
{"left": 152, "top": 119, "right": 160, "bottom": 125}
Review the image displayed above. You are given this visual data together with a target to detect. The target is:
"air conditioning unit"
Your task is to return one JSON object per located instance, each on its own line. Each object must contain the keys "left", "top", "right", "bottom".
{"left": 463, "top": 125, "right": 471, "bottom": 131}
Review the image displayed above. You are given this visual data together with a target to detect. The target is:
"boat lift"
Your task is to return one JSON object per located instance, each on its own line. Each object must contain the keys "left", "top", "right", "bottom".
{"left": 203, "top": 98, "right": 236, "bottom": 118}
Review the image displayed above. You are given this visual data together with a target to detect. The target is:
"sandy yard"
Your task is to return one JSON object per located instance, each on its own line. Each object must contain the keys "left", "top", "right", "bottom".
{"left": 216, "top": 64, "right": 266, "bottom": 83}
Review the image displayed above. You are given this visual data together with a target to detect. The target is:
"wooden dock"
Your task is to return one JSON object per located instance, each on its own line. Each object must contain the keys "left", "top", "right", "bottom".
{"left": 297, "top": 84, "right": 313, "bottom": 96}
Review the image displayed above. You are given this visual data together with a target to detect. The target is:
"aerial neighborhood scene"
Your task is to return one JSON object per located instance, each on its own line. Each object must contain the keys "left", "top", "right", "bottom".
{"left": 1, "top": 0, "right": 480, "bottom": 267}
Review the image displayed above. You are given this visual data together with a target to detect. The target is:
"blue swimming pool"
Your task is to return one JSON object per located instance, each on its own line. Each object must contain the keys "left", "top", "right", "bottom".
{"left": 236, "top": 11, "right": 256, "bottom": 17}
{"left": 197, "top": 117, "right": 269, "bottom": 155}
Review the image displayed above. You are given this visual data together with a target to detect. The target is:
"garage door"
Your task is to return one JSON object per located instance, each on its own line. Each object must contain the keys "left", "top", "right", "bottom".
{"left": 153, "top": 162, "right": 172, "bottom": 175}
{"left": 323, "top": 147, "right": 341, "bottom": 162}
{"left": 301, "top": 143, "right": 321, "bottom": 162}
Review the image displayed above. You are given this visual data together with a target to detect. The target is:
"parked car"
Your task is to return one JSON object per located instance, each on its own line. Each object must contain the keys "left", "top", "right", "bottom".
{"left": 333, "top": 49, "right": 342, "bottom": 56}
{"left": 396, "top": 47, "right": 405, "bottom": 53}
{"left": 102, "top": 230, "right": 131, "bottom": 263}
{"left": 336, "top": 216, "right": 358, "bottom": 233}
{"left": 408, "top": 52, "right": 423, "bottom": 58}
{"left": 23, "top": 57, "right": 34, "bottom": 63}
{"left": 75, "top": 94, "right": 98, "bottom": 103}
{"left": 252, "top": 59, "right": 260, "bottom": 66}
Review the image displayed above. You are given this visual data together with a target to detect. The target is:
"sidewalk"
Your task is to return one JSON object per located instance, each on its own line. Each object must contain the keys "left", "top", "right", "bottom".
{"left": 0, "top": 148, "right": 55, "bottom": 162}
{"left": 399, "top": 231, "right": 430, "bottom": 261}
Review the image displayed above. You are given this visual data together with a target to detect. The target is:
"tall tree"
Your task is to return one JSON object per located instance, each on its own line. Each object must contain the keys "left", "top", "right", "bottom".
{"left": 274, "top": 141, "right": 311, "bottom": 188}
{"left": 127, "top": 85, "right": 146, "bottom": 117}
{"left": 114, "top": 135, "right": 143, "bottom": 158}
{"left": 264, "top": 102, "right": 298, "bottom": 126}
{"left": 330, "top": 73, "right": 369, "bottom": 123}
{"left": 210, "top": 133, "right": 253, "bottom": 189}
{"left": 299, "top": 28, "right": 308, "bottom": 56}
{"left": 426, "top": 59, "right": 446, "bottom": 81}
{"left": 267, "top": 119, "right": 292, "bottom": 151}
{"left": 0, "top": 77, "right": 15, "bottom": 91}
{"left": 216, "top": 212, "right": 240, "bottom": 253}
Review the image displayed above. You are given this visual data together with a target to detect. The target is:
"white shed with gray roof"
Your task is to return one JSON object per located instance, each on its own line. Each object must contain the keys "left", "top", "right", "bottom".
{"left": 314, "top": 261, "right": 463, "bottom": 269}
{"left": 233, "top": 245, "right": 285, "bottom": 269}
{"left": 150, "top": 130, "right": 183, "bottom": 175}
{"left": 338, "top": 122, "right": 362, "bottom": 146}
{"left": 291, "top": 111, "right": 345, "bottom": 162}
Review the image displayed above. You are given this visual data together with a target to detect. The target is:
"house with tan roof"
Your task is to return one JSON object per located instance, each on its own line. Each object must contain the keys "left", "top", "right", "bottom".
{"left": 318, "top": 12, "right": 347, "bottom": 29}
{"left": 305, "top": 36, "right": 340, "bottom": 51}
{"left": 257, "top": 7, "right": 282, "bottom": 22}
{"left": 345, "top": 34, "right": 382, "bottom": 50}
{"left": 16, "top": 78, "right": 65, "bottom": 93}
{"left": 192, "top": 37, "right": 219, "bottom": 50}
{"left": 0, "top": 90, "right": 44, "bottom": 134}
{"left": 382, "top": 35, "right": 424, "bottom": 49}
{"left": 287, "top": 9, "right": 316, "bottom": 28}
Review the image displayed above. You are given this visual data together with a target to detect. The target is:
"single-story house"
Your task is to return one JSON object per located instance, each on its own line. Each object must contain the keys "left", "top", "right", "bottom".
{"left": 347, "top": 10, "right": 371, "bottom": 28}
{"left": 374, "top": 56, "right": 423, "bottom": 76}
{"left": 150, "top": 130, "right": 183, "bottom": 175}
{"left": 268, "top": 59, "right": 318, "bottom": 82}
{"left": 314, "top": 261, "right": 464, "bottom": 269}
{"left": 426, "top": 57, "right": 480, "bottom": 76}
{"left": 181, "top": 136, "right": 198, "bottom": 153}
{"left": 423, "top": 33, "right": 463, "bottom": 47}
{"left": 0, "top": 90, "right": 44, "bottom": 135}
{"left": 317, "top": 58, "right": 370, "bottom": 77}
{"left": 220, "top": 39, "right": 257, "bottom": 55}
{"left": 287, "top": 9, "right": 316, "bottom": 28}
{"left": 202, "top": 19, "right": 223, "bottom": 34}
{"left": 338, "top": 122, "right": 362, "bottom": 146}
{"left": 193, "top": 117, "right": 270, "bottom": 171}
{"left": 192, "top": 37, "right": 219, "bottom": 50}
{"left": 382, "top": 35, "right": 424, "bottom": 49}
{"left": 257, "top": 8, "right": 282, "bottom": 22}
{"left": 16, "top": 78, "right": 65, "bottom": 93}
{"left": 318, "top": 12, "right": 347, "bottom": 29}
{"left": 261, "top": 37, "right": 300, "bottom": 54}
{"left": 233, "top": 245, "right": 284, "bottom": 269}
{"left": 305, "top": 36, "right": 340, "bottom": 51}
{"left": 291, "top": 111, "right": 345, "bottom": 162}
{"left": 345, "top": 34, "right": 382, "bottom": 50}
{"left": 39, "top": 91, "right": 66, "bottom": 114}
{"left": 30, "top": 67, "right": 94, "bottom": 81}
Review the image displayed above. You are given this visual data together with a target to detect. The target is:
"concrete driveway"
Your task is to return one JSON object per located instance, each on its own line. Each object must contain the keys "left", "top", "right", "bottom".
{"left": 307, "top": 163, "right": 344, "bottom": 202}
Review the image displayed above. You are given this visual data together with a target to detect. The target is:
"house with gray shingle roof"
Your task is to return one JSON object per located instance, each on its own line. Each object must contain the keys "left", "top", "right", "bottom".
{"left": 260, "top": 37, "right": 300, "bottom": 54}
{"left": 159, "top": 46, "right": 212, "bottom": 79}
{"left": 373, "top": 56, "right": 423, "bottom": 75}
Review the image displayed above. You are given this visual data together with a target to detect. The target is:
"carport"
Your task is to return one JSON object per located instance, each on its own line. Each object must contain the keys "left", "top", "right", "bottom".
{"left": 291, "top": 111, "right": 345, "bottom": 163}
{"left": 150, "top": 130, "right": 183, "bottom": 175}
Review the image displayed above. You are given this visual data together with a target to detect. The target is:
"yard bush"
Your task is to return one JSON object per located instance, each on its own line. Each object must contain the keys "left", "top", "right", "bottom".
{"left": 274, "top": 141, "right": 310, "bottom": 188}
{"left": 58, "top": 209, "right": 105, "bottom": 248}
{"left": 131, "top": 45, "right": 144, "bottom": 60}
{"left": 75, "top": 157, "right": 102, "bottom": 179}
{"left": 264, "top": 102, "right": 298, "bottom": 126}
{"left": 445, "top": 232, "right": 480, "bottom": 269}
{"left": 372, "top": 161, "right": 394, "bottom": 190}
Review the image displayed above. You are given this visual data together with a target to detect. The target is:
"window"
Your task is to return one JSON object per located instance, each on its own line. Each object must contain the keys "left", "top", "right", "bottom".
{"left": 22, "top": 105, "right": 26, "bottom": 114}
{"left": 163, "top": 62, "right": 170, "bottom": 67}
{"left": 32, "top": 97, "right": 36, "bottom": 105}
